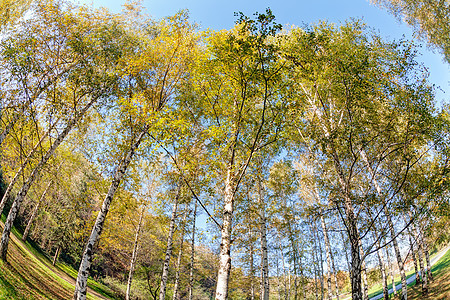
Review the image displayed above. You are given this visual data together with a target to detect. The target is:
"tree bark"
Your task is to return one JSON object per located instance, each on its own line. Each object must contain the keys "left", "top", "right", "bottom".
{"left": 73, "top": 125, "right": 148, "bottom": 300}
{"left": 172, "top": 204, "right": 188, "bottom": 300}
{"left": 215, "top": 167, "right": 235, "bottom": 300}
{"left": 126, "top": 206, "right": 145, "bottom": 300}
{"left": 358, "top": 148, "right": 406, "bottom": 299}
{"left": 385, "top": 246, "right": 396, "bottom": 296}
{"left": 408, "top": 233, "right": 420, "bottom": 286}
{"left": 258, "top": 179, "right": 269, "bottom": 300}
{"left": 0, "top": 119, "right": 58, "bottom": 216}
{"left": 22, "top": 179, "right": 53, "bottom": 241}
{"left": 1, "top": 97, "right": 97, "bottom": 261}
{"left": 188, "top": 198, "right": 197, "bottom": 300}
{"left": 313, "top": 223, "right": 324, "bottom": 300}
{"left": 278, "top": 237, "right": 288, "bottom": 300}
{"left": 388, "top": 217, "right": 407, "bottom": 300}
{"left": 159, "top": 188, "right": 180, "bottom": 300}
{"left": 249, "top": 233, "right": 255, "bottom": 300}
{"left": 413, "top": 221, "right": 427, "bottom": 295}
{"left": 311, "top": 236, "right": 319, "bottom": 300}
{"left": 320, "top": 213, "right": 334, "bottom": 300}
{"left": 376, "top": 245, "right": 389, "bottom": 300}
{"left": 52, "top": 245, "right": 60, "bottom": 266}
{"left": 359, "top": 243, "right": 368, "bottom": 300}
{"left": 329, "top": 148, "right": 361, "bottom": 300}
{"left": 421, "top": 233, "right": 433, "bottom": 281}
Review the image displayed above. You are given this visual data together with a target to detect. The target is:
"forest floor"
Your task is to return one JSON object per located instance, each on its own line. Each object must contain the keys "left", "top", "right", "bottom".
{"left": 0, "top": 220, "right": 117, "bottom": 300}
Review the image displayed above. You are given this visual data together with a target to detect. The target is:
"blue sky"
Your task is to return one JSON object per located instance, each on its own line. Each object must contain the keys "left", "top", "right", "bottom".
{"left": 74, "top": 0, "right": 449, "bottom": 106}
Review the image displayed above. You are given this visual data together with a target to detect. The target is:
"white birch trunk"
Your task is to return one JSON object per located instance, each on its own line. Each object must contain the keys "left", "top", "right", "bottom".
{"left": 385, "top": 246, "right": 396, "bottom": 295}
{"left": 358, "top": 148, "right": 406, "bottom": 299}
{"left": 421, "top": 233, "right": 433, "bottom": 281}
{"left": 126, "top": 206, "right": 145, "bottom": 300}
{"left": 413, "top": 222, "right": 427, "bottom": 294}
{"left": 250, "top": 237, "right": 255, "bottom": 300}
{"left": 258, "top": 179, "right": 269, "bottom": 300}
{"left": 315, "top": 225, "right": 324, "bottom": 300}
{"left": 0, "top": 120, "right": 58, "bottom": 216}
{"left": 361, "top": 264, "right": 368, "bottom": 300}
{"left": 0, "top": 98, "right": 97, "bottom": 261}
{"left": 376, "top": 246, "right": 388, "bottom": 300}
{"left": 408, "top": 233, "right": 420, "bottom": 286}
{"left": 172, "top": 204, "right": 188, "bottom": 300}
{"left": 73, "top": 126, "right": 148, "bottom": 300}
{"left": 320, "top": 214, "right": 334, "bottom": 300}
{"left": 215, "top": 167, "right": 235, "bottom": 300}
{"left": 52, "top": 246, "right": 61, "bottom": 266}
{"left": 159, "top": 190, "right": 180, "bottom": 300}
{"left": 388, "top": 218, "right": 407, "bottom": 300}
{"left": 278, "top": 238, "right": 288, "bottom": 300}
{"left": 188, "top": 198, "right": 197, "bottom": 300}
{"left": 22, "top": 179, "right": 53, "bottom": 241}
{"left": 330, "top": 150, "right": 361, "bottom": 300}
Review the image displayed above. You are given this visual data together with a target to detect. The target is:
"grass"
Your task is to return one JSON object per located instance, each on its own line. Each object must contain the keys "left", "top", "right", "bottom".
{"left": 367, "top": 246, "right": 450, "bottom": 299}
{"left": 0, "top": 218, "right": 118, "bottom": 300}
{"left": 367, "top": 265, "right": 417, "bottom": 299}
{"left": 407, "top": 247, "right": 450, "bottom": 300}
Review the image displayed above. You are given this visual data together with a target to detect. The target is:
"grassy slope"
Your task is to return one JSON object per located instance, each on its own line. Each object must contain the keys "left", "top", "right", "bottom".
{"left": 407, "top": 247, "right": 450, "bottom": 300}
{"left": 368, "top": 246, "right": 450, "bottom": 299}
{"left": 0, "top": 221, "right": 117, "bottom": 300}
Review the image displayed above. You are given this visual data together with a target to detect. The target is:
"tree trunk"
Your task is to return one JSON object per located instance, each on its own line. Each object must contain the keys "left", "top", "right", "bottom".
{"left": 1, "top": 97, "right": 97, "bottom": 262}
{"left": 0, "top": 113, "right": 20, "bottom": 146}
{"left": 413, "top": 221, "right": 427, "bottom": 295}
{"left": 22, "top": 179, "right": 53, "bottom": 241}
{"left": 417, "top": 234, "right": 427, "bottom": 295}
{"left": 126, "top": 206, "right": 145, "bottom": 300}
{"left": 188, "top": 198, "right": 197, "bottom": 300}
{"left": 0, "top": 61, "right": 76, "bottom": 147}
{"left": 159, "top": 189, "right": 180, "bottom": 300}
{"left": 172, "top": 204, "right": 188, "bottom": 300}
{"left": 0, "top": 119, "right": 58, "bottom": 216}
{"left": 376, "top": 245, "right": 388, "bottom": 300}
{"left": 358, "top": 148, "right": 405, "bottom": 299}
{"left": 387, "top": 216, "right": 407, "bottom": 300}
{"left": 299, "top": 255, "right": 307, "bottom": 300}
{"left": 329, "top": 148, "right": 361, "bottom": 300}
{"left": 408, "top": 233, "right": 420, "bottom": 286}
{"left": 52, "top": 245, "right": 60, "bottom": 266}
{"left": 276, "top": 252, "right": 281, "bottom": 300}
{"left": 312, "top": 239, "right": 319, "bottom": 300}
{"left": 249, "top": 235, "right": 255, "bottom": 300}
{"left": 73, "top": 125, "right": 148, "bottom": 300}
{"left": 320, "top": 213, "right": 334, "bottom": 300}
{"left": 330, "top": 243, "right": 340, "bottom": 300}
{"left": 215, "top": 167, "right": 235, "bottom": 300}
{"left": 312, "top": 222, "right": 325, "bottom": 300}
{"left": 278, "top": 238, "right": 288, "bottom": 300}
{"left": 359, "top": 243, "right": 368, "bottom": 300}
{"left": 338, "top": 224, "right": 352, "bottom": 283}
{"left": 421, "top": 233, "right": 433, "bottom": 281}
{"left": 258, "top": 179, "right": 269, "bottom": 300}
{"left": 385, "top": 246, "right": 396, "bottom": 296}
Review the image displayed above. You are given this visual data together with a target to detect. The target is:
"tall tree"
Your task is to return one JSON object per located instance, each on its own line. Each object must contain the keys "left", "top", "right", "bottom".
{"left": 191, "top": 9, "right": 284, "bottom": 299}
{"left": 74, "top": 9, "right": 197, "bottom": 300}
{"left": 371, "top": 0, "right": 450, "bottom": 63}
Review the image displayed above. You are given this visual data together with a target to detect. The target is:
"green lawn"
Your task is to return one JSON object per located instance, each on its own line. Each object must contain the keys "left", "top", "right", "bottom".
{"left": 0, "top": 218, "right": 118, "bottom": 300}
{"left": 368, "top": 246, "right": 450, "bottom": 299}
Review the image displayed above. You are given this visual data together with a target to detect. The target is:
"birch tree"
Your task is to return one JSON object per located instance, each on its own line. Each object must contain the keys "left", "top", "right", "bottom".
{"left": 283, "top": 20, "right": 437, "bottom": 300}
{"left": 191, "top": 9, "right": 285, "bottom": 299}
